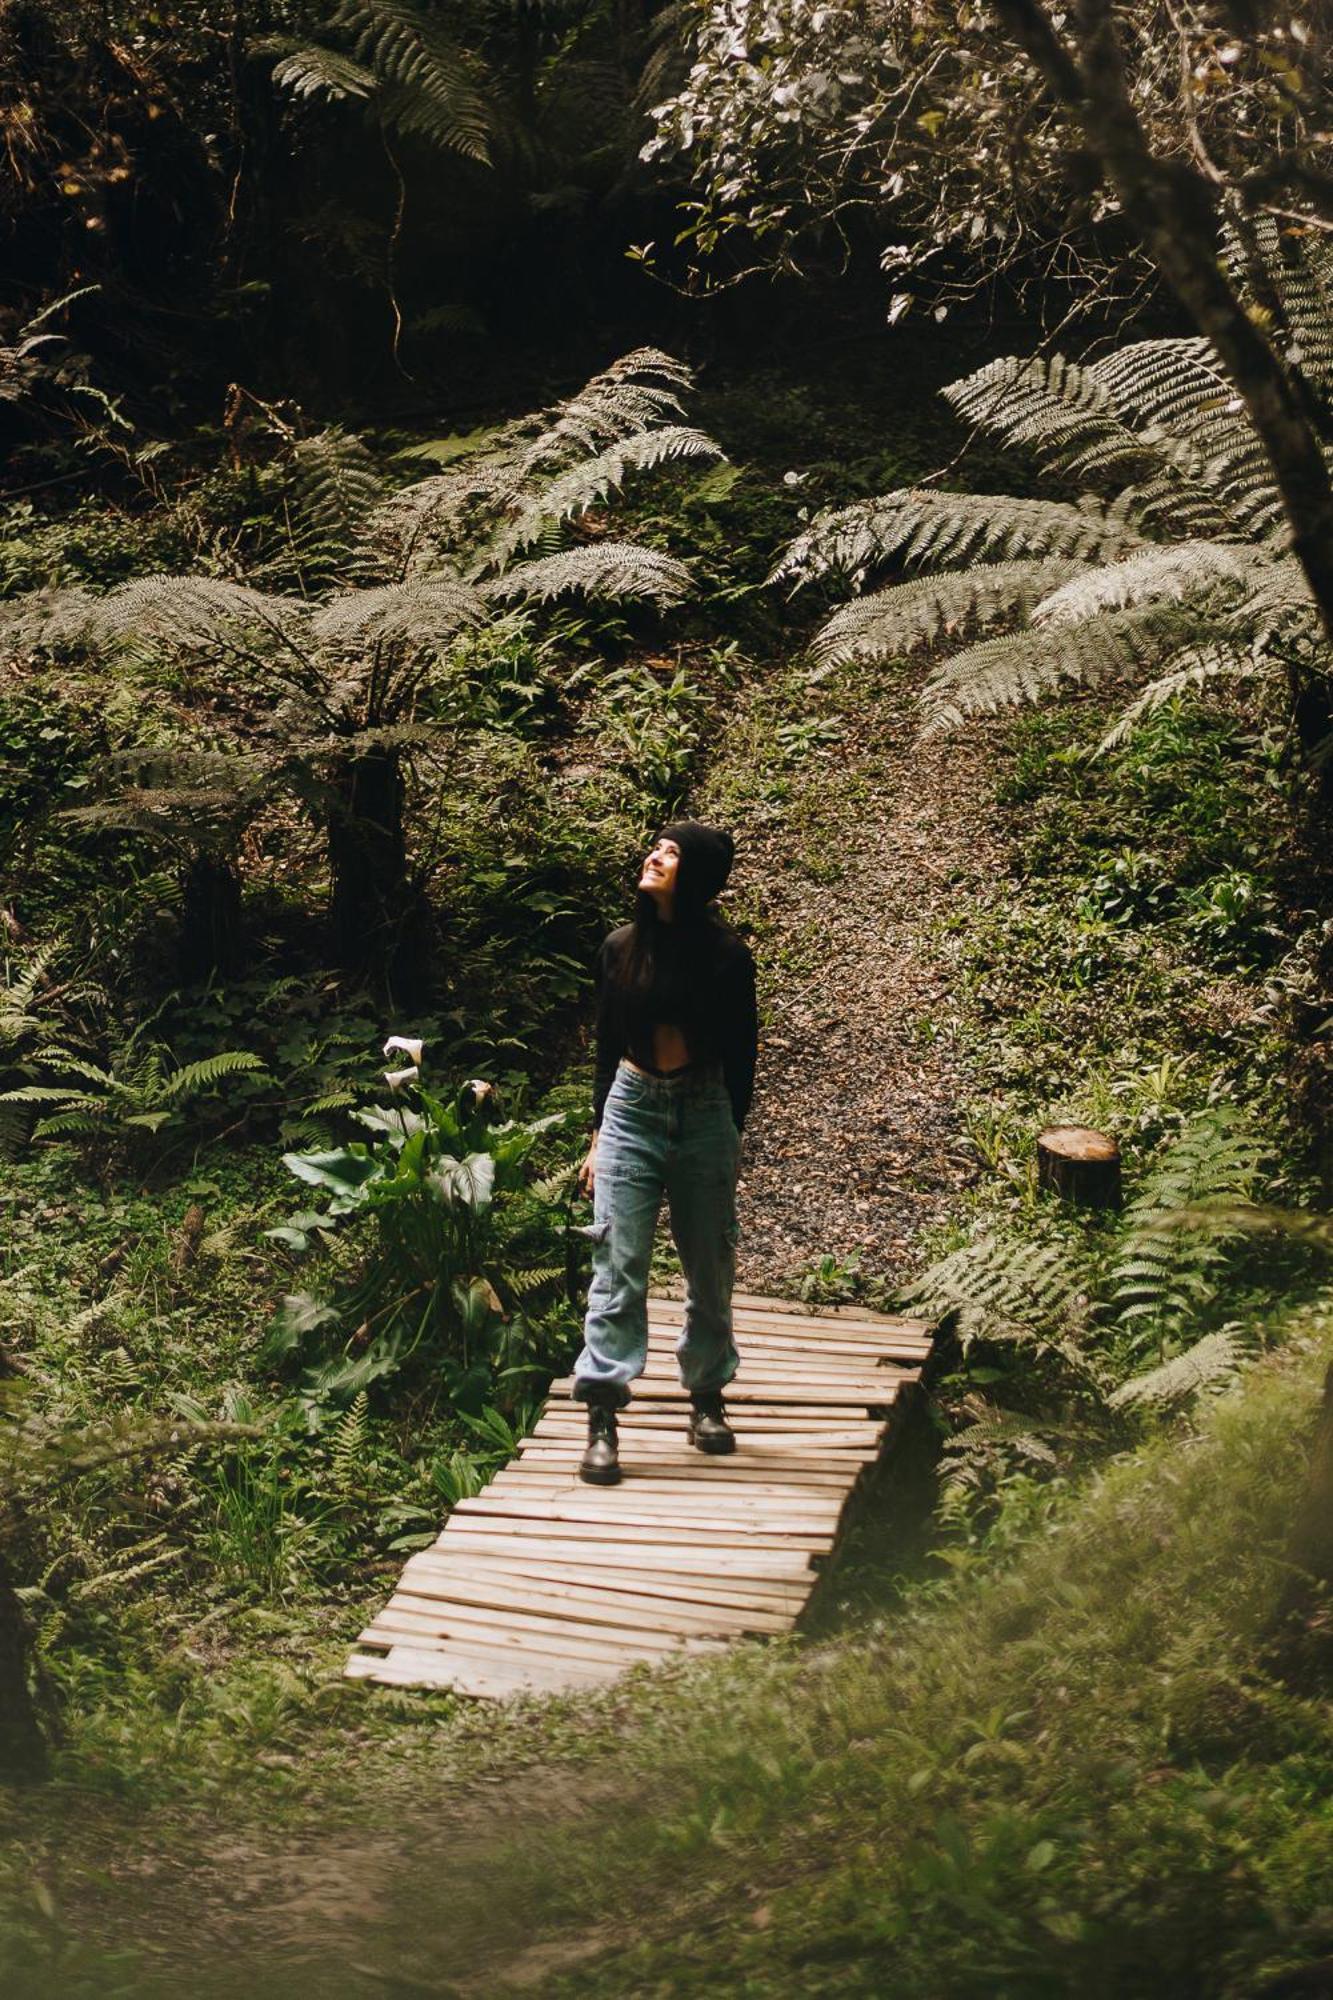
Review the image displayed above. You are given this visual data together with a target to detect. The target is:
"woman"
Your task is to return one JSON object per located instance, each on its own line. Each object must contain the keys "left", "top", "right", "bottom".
{"left": 573, "top": 819, "right": 758, "bottom": 1484}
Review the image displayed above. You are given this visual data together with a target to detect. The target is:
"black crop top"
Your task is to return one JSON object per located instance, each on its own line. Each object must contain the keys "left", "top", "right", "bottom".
{"left": 590, "top": 917, "right": 758, "bottom": 1134}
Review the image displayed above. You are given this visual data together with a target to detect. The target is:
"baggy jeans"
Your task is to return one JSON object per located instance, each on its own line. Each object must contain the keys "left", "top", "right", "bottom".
{"left": 573, "top": 1058, "right": 741, "bottom": 1409}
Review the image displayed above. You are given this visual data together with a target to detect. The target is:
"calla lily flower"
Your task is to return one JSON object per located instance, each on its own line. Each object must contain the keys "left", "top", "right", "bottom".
{"left": 383, "top": 1066, "right": 417, "bottom": 1092}
{"left": 467, "top": 1079, "right": 495, "bottom": 1104}
{"left": 383, "top": 1036, "right": 424, "bottom": 1065}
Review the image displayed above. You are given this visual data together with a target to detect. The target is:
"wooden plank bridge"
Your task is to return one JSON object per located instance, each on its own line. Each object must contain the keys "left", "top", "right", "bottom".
{"left": 346, "top": 1291, "right": 935, "bottom": 1699}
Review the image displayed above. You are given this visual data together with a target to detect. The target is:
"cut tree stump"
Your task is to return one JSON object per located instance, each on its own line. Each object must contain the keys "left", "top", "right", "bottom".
{"left": 1037, "top": 1126, "right": 1122, "bottom": 1210}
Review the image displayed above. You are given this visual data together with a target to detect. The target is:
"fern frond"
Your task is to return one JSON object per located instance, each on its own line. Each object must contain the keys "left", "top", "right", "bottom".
{"left": 159, "top": 1052, "right": 266, "bottom": 1098}
{"left": 1032, "top": 541, "right": 1255, "bottom": 625}
{"left": 0, "top": 585, "right": 103, "bottom": 656}
{"left": 1089, "top": 341, "right": 1283, "bottom": 538}
{"left": 771, "top": 491, "right": 1142, "bottom": 592}
{"left": 483, "top": 542, "right": 693, "bottom": 606}
{"left": 919, "top": 606, "right": 1186, "bottom": 736}
{"left": 97, "top": 576, "right": 309, "bottom": 653}
{"left": 903, "top": 1232, "right": 1089, "bottom": 1342}
{"left": 333, "top": 0, "right": 493, "bottom": 161}
{"left": 270, "top": 44, "right": 377, "bottom": 102}
{"left": 514, "top": 349, "right": 694, "bottom": 478}
{"left": 1109, "top": 1328, "right": 1243, "bottom": 1407}
{"left": 283, "top": 428, "right": 387, "bottom": 582}
{"left": 504, "top": 1263, "right": 563, "bottom": 1297}
{"left": 489, "top": 427, "right": 722, "bottom": 565}
{"left": 330, "top": 1389, "right": 370, "bottom": 1489}
{"left": 311, "top": 575, "right": 486, "bottom": 650}
{"left": 947, "top": 348, "right": 1269, "bottom": 540}
{"left": 1233, "top": 215, "right": 1333, "bottom": 399}
{"left": 1236, "top": 554, "right": 1323, "bottom": 653}
{"left": 809, "top": 559, "right": 1086, "bottom": 670}
{"left": 1094, "top": 645, "right": 1262, "bottom": 755}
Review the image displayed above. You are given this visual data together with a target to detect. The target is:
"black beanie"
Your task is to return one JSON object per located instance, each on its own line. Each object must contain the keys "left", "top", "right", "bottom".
{"left": 654, "top": 819, "right": 735, "bottom": 913}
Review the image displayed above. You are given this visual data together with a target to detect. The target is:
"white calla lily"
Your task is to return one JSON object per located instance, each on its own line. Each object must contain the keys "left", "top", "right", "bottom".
{"left": 383, "top": 1036, "right": 424, "bottom": 1065}
{"left": 383, "top": 1066, "right": 417, "bottom": 1092}
{"left": 467, "top": 1078, "right": 495, "bottom": 1104}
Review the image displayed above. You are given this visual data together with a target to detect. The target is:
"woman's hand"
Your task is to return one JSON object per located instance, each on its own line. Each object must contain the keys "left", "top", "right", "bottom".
{"left": 577, "top": 1132, "right": 598, "bottom": 1199}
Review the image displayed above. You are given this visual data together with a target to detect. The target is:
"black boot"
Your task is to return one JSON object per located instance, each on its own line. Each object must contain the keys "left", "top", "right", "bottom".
{"left": 580, "top": 1402, "right": 622, "bottom": 1485}
{"left": 688, "top": 1390, "right": 736, "bottom": 1456}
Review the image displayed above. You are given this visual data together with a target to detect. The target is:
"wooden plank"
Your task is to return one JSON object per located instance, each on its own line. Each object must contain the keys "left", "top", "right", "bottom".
{"left": 406, "top": 1551, "right": 808, "bottom": 1611}
{"left": 453, "top": 1495, "right": 836, "bottom": 1535}
{"left": 534, "top": 1412, "right": 888, "bottom": 1440}
{"left": 346, "top": 1644, "right": 619, "bottom": 1696}
{"left": 482, "top": 1464, "right": 844, "bottom": 1496}
{"left": 362, "top": 1599, "right": 726, "bottom": 1661}
{"left": 378, "top": 1591, "right": 780, "bottom": 1645}
{"left": 513, "top": 1451, "right": 866, "bottom": 1485}
{"left": 385, "top": 1574, "right": 796, "bottom": 1636}
{"left": 548, "top": 1380, "right": 900, "bottom": 1408}
{"left": 659, "top": 1290, "right": 932, "bottom": 1330}
{"left": 486, "top": 1480, "right": 853, "bottom": 1513}
{"left": 436, "top": 1523, "right": 818, "bottom": 1572}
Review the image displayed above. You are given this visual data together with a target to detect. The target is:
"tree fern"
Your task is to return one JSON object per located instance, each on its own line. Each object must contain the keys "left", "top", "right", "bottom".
{"left": 779, "top": 229, "right": 1333, "bottom": 743}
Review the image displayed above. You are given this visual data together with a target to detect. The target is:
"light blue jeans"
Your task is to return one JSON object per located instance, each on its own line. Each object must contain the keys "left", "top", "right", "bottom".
{"left": 574, "top": 1058, "right": 741, "bottom": 1408}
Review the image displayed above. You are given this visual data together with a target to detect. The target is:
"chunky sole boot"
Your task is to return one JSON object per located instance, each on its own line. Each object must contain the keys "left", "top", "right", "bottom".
{"left": 688, "top": 1393, "right": 736, "bottom": 1456}
{"left": 580, "top": 1403, "right": 622, "bottom": 1485}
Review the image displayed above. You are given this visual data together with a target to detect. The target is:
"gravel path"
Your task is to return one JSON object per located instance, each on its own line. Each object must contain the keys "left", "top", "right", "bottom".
{"left": 694, "top": 664, "right": 1005, "bottom": 1297}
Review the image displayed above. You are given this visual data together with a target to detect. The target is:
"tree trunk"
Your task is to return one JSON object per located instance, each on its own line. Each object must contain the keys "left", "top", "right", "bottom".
{"left": 179, "top": 853, "right": 244, "bottom": 985}
{"left": 327, "top": 748, "right": 431, "bottom": 1002}
{"left": 0, "top": 1549, "right": 47, "bottom": 1785}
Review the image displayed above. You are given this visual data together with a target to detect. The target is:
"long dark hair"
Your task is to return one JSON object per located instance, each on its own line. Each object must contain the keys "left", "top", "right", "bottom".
{"left": 608, "top": 889, "right": 722, "bottom": 1019}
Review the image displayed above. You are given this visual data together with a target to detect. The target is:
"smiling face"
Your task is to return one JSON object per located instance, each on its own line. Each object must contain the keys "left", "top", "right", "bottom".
{"left": 638, "top": 836, "right": 681, "bottom": 905}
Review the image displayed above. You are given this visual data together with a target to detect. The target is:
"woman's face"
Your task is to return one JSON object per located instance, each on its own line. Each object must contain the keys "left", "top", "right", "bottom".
{"left": 638, "top": 836, "right": 681, "bottom": 899}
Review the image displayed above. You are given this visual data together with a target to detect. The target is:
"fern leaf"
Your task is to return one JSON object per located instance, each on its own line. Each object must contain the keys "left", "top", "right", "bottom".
{"left": 489, "top": 427, "right": 723, "bottom": 565}
{"left": 771, "top": 491, "right": 1142, "bottom": 591}
{"left": 810, "top": 559, "right": 1086, "bottom": 670}
{"left": 1033, "top": 541, "right": 1255, "bottom": 626}
{"left": 311, "top": 575, "right": 486, "bottom": 650}
{"left": 483, "top": 542, "right": 694, "bottom": 606}
{"left": 159, "top": 1052, "right": 266, "bottom": 1099}
{"left": 270, "top": 45, "right": 377, "bottom": 101}
{"left": 919, "top": 606, "right": 1186, "bottom": 736}
{"left": 1094, "top": 645, "right": 1261, "bottom": 755}
{"left": 97, "top": 576, "right": 309, "bottom": 653}
{"left": 1110, "top": 1329, "right": 1243, "bottom": 1407}
{"left": 333, "top": 0, "right": 493, "bottom": 162}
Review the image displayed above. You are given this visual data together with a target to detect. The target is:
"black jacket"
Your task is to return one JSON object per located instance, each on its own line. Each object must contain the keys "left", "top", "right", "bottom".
{"left": 591, "top": 917, "right": 758, "bottom": 1134}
